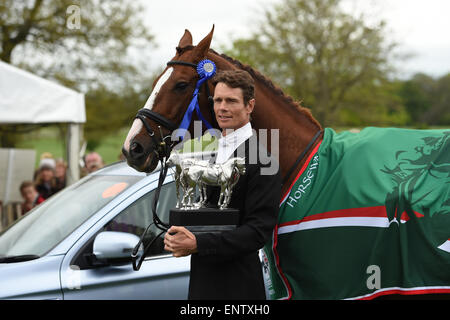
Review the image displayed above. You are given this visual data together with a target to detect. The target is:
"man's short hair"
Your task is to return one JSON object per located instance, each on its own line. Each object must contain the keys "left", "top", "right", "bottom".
{"left": 212, "top": 70, "right": 255, "bottom": 105}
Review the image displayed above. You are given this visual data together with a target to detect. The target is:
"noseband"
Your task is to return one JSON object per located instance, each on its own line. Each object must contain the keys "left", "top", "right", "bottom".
{"left": 134, "top": 108, "right": 177, "bottom": 160}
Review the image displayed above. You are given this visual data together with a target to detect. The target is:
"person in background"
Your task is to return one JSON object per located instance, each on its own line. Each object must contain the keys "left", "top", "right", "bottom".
{"left": 84, "top": 152, "right": 104, "bottom": 173}
{"left": 34, "top": 158, "right": 57, "bottom": 200}
{"left": 34, "top": 152, "right": 55, "bottom": 180}
{"left": 20, "top": 181, "right": 45, "bottom": 214}
{"left": 54, "top": 158, "right": 67, "bottom": 193}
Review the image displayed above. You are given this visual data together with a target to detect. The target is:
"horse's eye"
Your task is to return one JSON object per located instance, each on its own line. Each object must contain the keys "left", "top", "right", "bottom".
{"left": 174, "top": 81, "right": 189, "bottom": 91}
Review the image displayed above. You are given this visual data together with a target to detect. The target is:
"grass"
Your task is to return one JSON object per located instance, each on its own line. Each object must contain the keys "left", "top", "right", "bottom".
{"left": 17, "top": 126, "right": 128, "bottom": 168}
{"left": 90, "top": 128, "right": 129, "bottom": 164}
{"left": 15, "top": 126, "right": 219, "bottom": 169}
{"left": 17, "top": 127, "right": 66, "bottom": 168}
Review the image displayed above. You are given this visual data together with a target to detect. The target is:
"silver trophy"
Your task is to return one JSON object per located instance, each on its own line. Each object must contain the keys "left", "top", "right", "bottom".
{"left": 167, "top": 151, "right": 246, "bottom": 232}
{"left": 167, "top": 151, "right": 246, "bottom": 209}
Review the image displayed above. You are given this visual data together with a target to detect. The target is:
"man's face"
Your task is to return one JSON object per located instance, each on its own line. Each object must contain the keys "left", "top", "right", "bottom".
{"left": 213, "top": 82, "right": 254, "bottom": 134}
{"left": 86, "top": 161, "right": 102, "bottom": 173}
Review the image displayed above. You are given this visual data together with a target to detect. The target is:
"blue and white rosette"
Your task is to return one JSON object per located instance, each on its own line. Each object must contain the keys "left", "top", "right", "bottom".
{"left": 176, "top": 59, "right": 218, "bottom": 141}
{"left": 197, "top": 59, "right": 216, "bottom": 80}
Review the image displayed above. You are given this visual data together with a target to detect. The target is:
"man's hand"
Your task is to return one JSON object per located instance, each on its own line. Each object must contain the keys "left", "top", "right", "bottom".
{"left": 164, "top": 226, "right": 198, "bottom": 257}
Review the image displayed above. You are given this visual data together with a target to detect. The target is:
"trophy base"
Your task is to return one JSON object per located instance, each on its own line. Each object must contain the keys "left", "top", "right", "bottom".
{"left": 169, "top": 208, "right": 240, "bottom": 234}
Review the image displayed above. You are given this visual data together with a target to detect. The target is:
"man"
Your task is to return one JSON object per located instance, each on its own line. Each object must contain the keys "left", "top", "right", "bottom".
{"left": 84, "top": 152, "right": 104, "bottom": 173}
{"left": 164, "top": 70, "right": 281, "bottom": 299}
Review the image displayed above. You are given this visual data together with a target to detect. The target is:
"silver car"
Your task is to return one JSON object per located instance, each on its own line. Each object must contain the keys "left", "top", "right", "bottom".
{"left": 0, "top": 161, "right": 190, "bottom": 300}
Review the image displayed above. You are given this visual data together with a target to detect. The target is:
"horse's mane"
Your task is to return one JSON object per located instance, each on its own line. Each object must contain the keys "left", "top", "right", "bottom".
{"left": 208, "top": 49, "right": 322, "bottom": 130}
{"left": 175, "top": 45, "right": 321, "bottom": 129}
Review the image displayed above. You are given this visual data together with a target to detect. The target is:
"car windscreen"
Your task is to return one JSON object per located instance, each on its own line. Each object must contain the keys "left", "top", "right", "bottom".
{"left": 0, "top": 174, "right": 142, "bottom": 258}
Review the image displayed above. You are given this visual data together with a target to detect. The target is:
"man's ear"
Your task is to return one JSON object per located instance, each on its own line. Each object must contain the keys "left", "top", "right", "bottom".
{"left": 246, "top": 98, "right": 255, "bottom": 115}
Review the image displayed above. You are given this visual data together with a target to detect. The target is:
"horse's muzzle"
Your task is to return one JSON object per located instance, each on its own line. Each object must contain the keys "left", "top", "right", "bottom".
{"left": 122, "top": 139, "right": 158, "bottom": 172}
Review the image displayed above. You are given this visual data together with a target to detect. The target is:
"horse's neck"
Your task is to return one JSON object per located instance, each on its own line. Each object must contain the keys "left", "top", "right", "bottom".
{"left": 209, "top": 52, "right": 323, "bottom": 194}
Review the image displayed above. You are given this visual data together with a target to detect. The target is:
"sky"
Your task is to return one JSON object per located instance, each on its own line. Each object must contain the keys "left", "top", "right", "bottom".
{"left": 143, "top": 0, "right": 450, "bottom": 79}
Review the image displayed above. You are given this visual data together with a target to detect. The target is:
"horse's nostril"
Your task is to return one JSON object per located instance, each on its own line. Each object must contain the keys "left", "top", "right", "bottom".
{"left": 130, "top": 141, "right": 144, "bottom": 158}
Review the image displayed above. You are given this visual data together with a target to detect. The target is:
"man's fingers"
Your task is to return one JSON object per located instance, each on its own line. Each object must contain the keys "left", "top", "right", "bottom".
{"left": 168, "top": 225, "right": 193, "bottom": 238}
{"left": 164, "top": 233, "right": 174, "bottom": 252}
{"left": 172, "top": 250, "right": 189, "bottom": 258}
{"left": 167, "top": 226, "right": 179, "bottom": 232}
{"left": 164, "top": 226, "right": 196, "bottom": 257}
{"left": 168, "top": 225, "right": 184, "bottom": 234}
{"left": 169, "top": 226, "right": 195, "bottom": 240}
{"left": 164, "top": 239, "right": 172, "bottom": 251}
{"left": 183, "top": 229, "right": 195, "bottom": 240}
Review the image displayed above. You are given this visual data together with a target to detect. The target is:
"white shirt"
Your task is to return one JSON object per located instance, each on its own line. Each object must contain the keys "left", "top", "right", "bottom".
{"left": 215, "top": 122, "right": 253, "bottom": 164}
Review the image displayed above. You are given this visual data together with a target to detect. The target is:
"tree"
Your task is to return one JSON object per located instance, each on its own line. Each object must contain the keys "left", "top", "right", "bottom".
{"left": 397, "top": 73, "right": 433, "bottom": 125}
{"left": 83, "top": 80, "right": 154, "bottom": 149}
{"left": 395, "top": 73, "right": 450, "bottom": 126}
{"left": 0, "top": 0, "right": 155, "bottom": 91}
{"left": 0, "top": 0, "right": 156, "bottom": 147}
{"left": 225, "top": 0, "right": 405, "bottom": 126}
{"left": 423, "top": 73, "right": 450, "bottom": 125}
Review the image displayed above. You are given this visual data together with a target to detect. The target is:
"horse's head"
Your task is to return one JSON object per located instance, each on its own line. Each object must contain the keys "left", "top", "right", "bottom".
{"left": 231, "top": 157, "right": 246, "bottom": 175}
{"left": 122, "top": 27, "right": 218, "bottom": 172}
{"left": 166, "top": 150, "right": 181, "bottom": 167}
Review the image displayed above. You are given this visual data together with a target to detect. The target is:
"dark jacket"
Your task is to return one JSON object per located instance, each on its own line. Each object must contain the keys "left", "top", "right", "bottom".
{"left": 189, "top": 135, "right": 281, "bottom": 300}
{"left": 35, "top": 181, "right": 55, "bottom": 200}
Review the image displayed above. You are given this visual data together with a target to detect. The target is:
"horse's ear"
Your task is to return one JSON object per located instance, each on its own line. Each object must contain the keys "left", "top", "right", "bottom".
{"left": 178, "top": 29, "right": 193, "bottom": 48}
{"left": 193, "top": 25, "right": 214, "bottom": 59}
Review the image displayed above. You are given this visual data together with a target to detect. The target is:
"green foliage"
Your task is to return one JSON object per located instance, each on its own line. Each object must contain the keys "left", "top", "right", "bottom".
{"left": 0, "top": 0, "right": 156, "bottom": 148}
{"left": 223, "top": 0, "right": 450, "bottom": 127}
{"left": 15, "top": 126, "right": 66, "bottom": 167}
{"left": 0, "top": 0, "right": 155, "bottom": 92}
{"left": 397, "top": 75, "right": 432, "bottom": 125}
{"left": 83, "top": 78, "right": 155, "bottom": 148}
{"left": 395, "top": 73, "right": 450, "bottom": 126}
{"left": 224, "top": 0, "right": 398, "bottom": 127}
{"left": 424, "top": 73, "right": 450, "bottom": 125}
{"left": 16, "top": 126, "right": 129, "bottom": 167}
{"left": 339, "top": 80, "right": 410, "bottom": 127}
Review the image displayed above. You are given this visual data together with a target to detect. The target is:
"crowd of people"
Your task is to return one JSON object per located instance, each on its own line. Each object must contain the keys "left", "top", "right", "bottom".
{"left": 19, "top": 151, "right": 105, "bottom": 214}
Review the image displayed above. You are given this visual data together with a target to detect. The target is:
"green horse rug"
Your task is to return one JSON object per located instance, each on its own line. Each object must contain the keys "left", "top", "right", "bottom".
{"left": 263, "top": 127, "right": 450, "bottom": 300}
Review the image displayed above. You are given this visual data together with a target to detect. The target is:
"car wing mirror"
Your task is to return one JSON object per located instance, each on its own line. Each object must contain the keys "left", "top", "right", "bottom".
{"left": 93, "top": 231, "right": 141, "bottom": 265}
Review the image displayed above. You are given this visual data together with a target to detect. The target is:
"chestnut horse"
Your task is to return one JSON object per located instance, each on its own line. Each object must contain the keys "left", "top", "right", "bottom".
{"left": 122, "top": 26, "right": 322, "bottom": 198}
{"left": 122, "top": 27, "right": 450, "bottom": 300}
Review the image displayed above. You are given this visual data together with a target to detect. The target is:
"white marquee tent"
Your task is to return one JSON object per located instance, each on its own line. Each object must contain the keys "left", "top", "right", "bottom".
{"left": 0, "top": 60, "right": 86, "bottom": 186}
